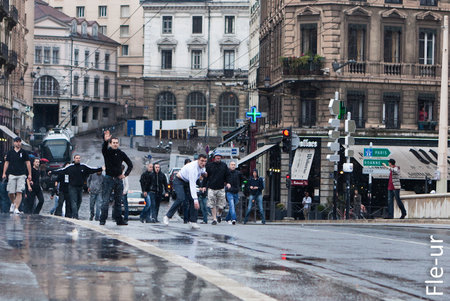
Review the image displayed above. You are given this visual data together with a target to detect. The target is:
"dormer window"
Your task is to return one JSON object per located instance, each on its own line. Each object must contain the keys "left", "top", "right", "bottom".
{"left": 82, "top": 22, "right": 87, "bottom": 36}
{"left": 92, "top": 24, "right": 98, "bottom": 38}
{"left": 71, "top": 20, "right": 77, "bottom": 34}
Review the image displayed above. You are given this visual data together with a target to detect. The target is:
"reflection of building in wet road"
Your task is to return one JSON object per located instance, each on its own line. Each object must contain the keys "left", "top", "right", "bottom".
{"left": 0, "top": 215, "right": 239, "bottom": 300}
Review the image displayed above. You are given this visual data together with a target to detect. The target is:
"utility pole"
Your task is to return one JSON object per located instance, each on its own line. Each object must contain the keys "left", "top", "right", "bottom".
{"left": 437, "top": 15, "right": 448, "bottom": 193}
{"left": 343, "top": 113, "right": 356, "bottom": 220}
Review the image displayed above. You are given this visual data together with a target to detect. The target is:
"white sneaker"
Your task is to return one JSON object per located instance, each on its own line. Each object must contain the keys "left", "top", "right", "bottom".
{"left": 13, "top": 208, "right": 22, "bottom": 215}
{"left": 190, "top": 222, "right": 200, "bottom": 230}
{"left": 163, "top": 215, "right": 169, "bottom": 225}
{"left": 232, "top": 220, "right": 236, "bottom": 225}
{"left": 227, "top": 221, "right": 232, "bottom": 225}
{"left": 9, "top": 204, "right": 15, "bottom": 213}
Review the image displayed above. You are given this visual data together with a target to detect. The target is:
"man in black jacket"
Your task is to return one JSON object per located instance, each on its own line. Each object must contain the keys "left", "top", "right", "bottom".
{"left": 205, "top": 152, "right": 230, "bottom": 225}
{"left": 24, "top": 158, "right": 45, "bottom": 214}
{"left": 51, "top": 155, "right": 102, "bottom": 219}
{"left": 100, "top": 130, "right": 133, "bottom": 225}
{"left": 139, "top": 163, "right": 153, "bottom": 223}
{"left": 149, "top": 163, "right": 168, "bottom": 222}
{"left": 225, "top": 161, "right": 244, "bottom": 224}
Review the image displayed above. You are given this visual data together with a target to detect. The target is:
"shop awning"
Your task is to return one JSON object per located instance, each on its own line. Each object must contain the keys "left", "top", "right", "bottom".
{"left": 219, "top": 125, "right": 247, "bottom": 146}
{"left": 237, "top": 144, "right": 277, "bottom": 166}
{"left": 291, "top": 148, "right": 315, "bottom": 180}
{"left": 351, "top": 145, "right": 449, "bottom": 180}
{"left": 0, "top": 125, "right": 31, "bottom": 148}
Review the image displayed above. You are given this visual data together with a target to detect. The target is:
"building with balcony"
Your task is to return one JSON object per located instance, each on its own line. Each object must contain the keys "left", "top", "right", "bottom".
{"left": 33, "top": 0, "right": 120, "bottom": 135}
{"left": 253, "top": 1, "right": 450, "bottom": 215}
{"left": 0, "top": 0, "right": 30, "bottom": 155}
{"left": 46, "top": 0, "right": 145, "bottom": 119}
{"left": 141, "top": 0, "right": 249, "bottom": 137}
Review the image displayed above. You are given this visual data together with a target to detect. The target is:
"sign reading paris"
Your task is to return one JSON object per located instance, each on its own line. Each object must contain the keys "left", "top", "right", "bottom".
{"left": 246, "top": 106, "right": 262, "bottom": 123}
{"left": 364, "top": 148, "right": 391, "bottom": 157}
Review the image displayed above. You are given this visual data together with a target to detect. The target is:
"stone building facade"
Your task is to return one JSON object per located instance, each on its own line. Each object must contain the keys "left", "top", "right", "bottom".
{"left": 0, "top": 0, "right": 30, "bottom": 154}
{"left": 33, "top": 0, "right": 120, "bottom": 135}
{"left": 46, "top": 0, "right": 145, "bottom": 119}
{"left": 256, "top": 1, "right": 450, "bottom": 212}
{"left": 142, "top": 0, "right": 249, "bottom": 137}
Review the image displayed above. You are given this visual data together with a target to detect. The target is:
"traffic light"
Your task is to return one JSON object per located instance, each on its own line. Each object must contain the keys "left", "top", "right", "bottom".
{"left": 286, "top": 174, "right": 291, "bottom": 187}
{"left": 281, "top": 129, "right": 291, "bottom": 153}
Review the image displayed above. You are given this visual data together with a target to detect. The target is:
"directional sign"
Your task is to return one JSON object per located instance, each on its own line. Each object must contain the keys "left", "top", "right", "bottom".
{"left": 364, "top": 148, "right": 391, "bottom": 157}
{"left": 363, "top": 159, "right": 389, "bottom": 167}
{"left": 362, "top": 168, "right": 390, "bottom": 175}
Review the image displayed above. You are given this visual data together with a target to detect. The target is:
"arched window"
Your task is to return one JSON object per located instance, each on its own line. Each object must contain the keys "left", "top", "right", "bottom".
{"left": 71, "top": 20, "right": 77, "bottom": 34}
{"left": 82, "top": 22, "right": 87, "bottom": 36}
{"left": 186, "top": 92, "right": 206, "bottom": 126}
{"left": 156, "top": 91, "right": 176, "bottom": 120}
{"left": 219, "top": 92, "right": 239, "bottom": 128}
{"left": 33, "top": 76, "right": 60, "bottom": 96}
{"left": 92, "top": 24, "right": 98, "bottom": 38}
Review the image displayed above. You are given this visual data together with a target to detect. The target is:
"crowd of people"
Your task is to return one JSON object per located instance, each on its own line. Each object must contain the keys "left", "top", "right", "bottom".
{"left": 0, "top": 131, "right": 270, "bottom": 228}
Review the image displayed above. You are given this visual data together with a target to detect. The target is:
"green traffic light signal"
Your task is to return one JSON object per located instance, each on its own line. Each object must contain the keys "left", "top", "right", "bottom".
{"left": 338, "top": 101, "right": 346, "bottom": 120}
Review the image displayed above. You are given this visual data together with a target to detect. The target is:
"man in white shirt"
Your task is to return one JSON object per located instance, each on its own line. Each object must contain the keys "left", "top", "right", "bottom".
{"left": 163, "top": 154, "right": 207, "bottom": 229}
{"left": 302, "top": 191, "right": 312, "bottom": 221}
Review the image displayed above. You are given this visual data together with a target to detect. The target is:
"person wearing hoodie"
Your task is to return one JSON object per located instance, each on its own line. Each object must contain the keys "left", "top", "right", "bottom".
{"left": 87, "top": 170, "right": 104, "bottom": 221}
{"left": 50, "top": 154, "right": 102, "bottom": 219}
{"left": 243, "top": 169, "right": 266, "bottom": 224}
{"left": 139, "top": 163, "right": 153, "bottom": 223}
{"left": 205, "top": 152, "right": 230, "bottom": 225}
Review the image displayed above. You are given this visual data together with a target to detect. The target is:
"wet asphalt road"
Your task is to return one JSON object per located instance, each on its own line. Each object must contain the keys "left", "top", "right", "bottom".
{"left": 1, "top": 134, "right": 448, "bottom": 300}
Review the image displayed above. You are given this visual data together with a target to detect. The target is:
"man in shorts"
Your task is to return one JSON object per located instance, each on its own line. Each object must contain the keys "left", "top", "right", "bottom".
{"left": 2, "top": 137, "right": 32, "bottom": 214}
{"left": 205, "top": 152, "right": 230, "bottom": 225}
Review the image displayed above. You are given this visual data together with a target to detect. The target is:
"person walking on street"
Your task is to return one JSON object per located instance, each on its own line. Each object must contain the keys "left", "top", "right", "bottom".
{"left": 53, "top": 162, "right": 71, "bottom": 217}
{"left": 243, "top": 169, "right": 265, "bottom": 224}
{"left": 382, "top": 159, "right": 407, "bottom": 219}
{"left": 225, "top": 161, "right": 243, "bottom": 225}
{"left": 122, "top": 165, "right": 129, "bottom": 223}
{"left": 0, "top": 155, "right": 10, "bottom": 213}
{"left": 50, "top": 155, "right": 102, "bottom": 219}
{"left": 197, "top": 175, "right": 208, "bottom": 224}
{"left": 2, "top": 137, "right": 32, "bottom": 214}
{"left": 24, "top": 158, "right": 45, "bottom": 214}
{"left": 205, "top": 152, "right": 230, "bottom": 225}
{"left": 163, "top": 154, "right": 207, "bottom": 229}
{"left": 353, "top": 189, "right": 362, "bottom": 219}
{"left": 149, "top": 163, "right": 168, "bottom": 222}
{"left": 139, "top": 163, "right": 153, "bottom": 223}
{"left": 87, "top": 171, "right": 104, "bottom": 221}
{"left": 99, "top": 130, "right": 133, "bottom": 226}
{"left": 302, "top": 191, "right": 312, "bottom": 221}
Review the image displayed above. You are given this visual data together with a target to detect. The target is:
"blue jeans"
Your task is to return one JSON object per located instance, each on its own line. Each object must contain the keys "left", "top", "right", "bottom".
{"left": 166, "top": 178, "right": 197, "bottom": 222}
{"left": 100, "top": 176, "right": 124, "bottom": 223}
{"left": 90, "top": 193, "right": 102, "bottom": 220}
{"left": 50, "top": 196, "right": 59, "bottom": 214}
{"left": 199, "top": 195, "right": 208, "bottom": 223}
{"left": 244, "top": 193, "right": 265, "bottom": 223}
{"left": 226, "top": 192, "right": 239, "bottom": 221}
{"left": 387, "top": 189, "right": 406, "bottom": 218}
{"left": 140, "top": 193, "right": 154, "bottom": 222}
{"left": 0, "top": 181, "right": 10, "bottom": 213}
{"left": 68, "top": 186, "right": 83, "bottom": 219}
{"left": 122, "top": 193, "right": 129, "bottom": 221}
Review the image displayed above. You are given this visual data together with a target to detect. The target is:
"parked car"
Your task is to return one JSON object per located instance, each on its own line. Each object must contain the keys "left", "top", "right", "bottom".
{"left": 124, "top": 190, "right": 146, "bottom": 215}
